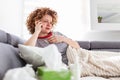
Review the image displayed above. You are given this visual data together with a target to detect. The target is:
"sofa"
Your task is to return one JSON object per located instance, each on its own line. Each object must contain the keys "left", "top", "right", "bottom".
{"left": 0, "top": 30, "right": 26, "bottom": 80}
{"left": 1, "top": 29, "right": 120, "bottom": 80}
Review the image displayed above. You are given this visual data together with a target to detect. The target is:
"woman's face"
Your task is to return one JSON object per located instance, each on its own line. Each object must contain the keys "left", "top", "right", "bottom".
{"left": 40, "top": 15, "right": 53, "bottom": 34}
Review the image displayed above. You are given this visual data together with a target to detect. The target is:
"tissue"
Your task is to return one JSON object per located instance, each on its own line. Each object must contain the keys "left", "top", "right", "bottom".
{"left": 42, "top": 44, "right": 67, "bottom": 70}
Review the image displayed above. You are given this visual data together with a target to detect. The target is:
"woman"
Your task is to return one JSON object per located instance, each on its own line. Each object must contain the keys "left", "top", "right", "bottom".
{"left": 24, "top": 7, "right": 80, "bottom": 65}
{"left": 24, "top": 7, "right": 120, "bottom": 78}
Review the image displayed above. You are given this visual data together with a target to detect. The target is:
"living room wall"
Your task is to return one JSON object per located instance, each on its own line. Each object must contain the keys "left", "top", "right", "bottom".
{"left": 0, "top": 0, "right": 91, "bottom": 40}
{"left": 1, "top": 0, "right": 119, "bottom": 41}
{"left": 0, "top": 0, "right": 23, "bottom": 37}
{"left": 23, "top": 0, "right": 91, "bottom": 40}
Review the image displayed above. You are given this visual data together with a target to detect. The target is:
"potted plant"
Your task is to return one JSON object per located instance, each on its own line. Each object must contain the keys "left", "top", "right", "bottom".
{"left": 98, "top": 16, "right": 102, "bottom": 23}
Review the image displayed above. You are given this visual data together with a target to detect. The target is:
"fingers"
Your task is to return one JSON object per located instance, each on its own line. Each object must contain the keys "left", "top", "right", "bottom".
{"left": 35, "top": 21, "right": 42, "bottom": 28}
{"left": 35, "top": 20, "right": 39, "bottom": 25}
{"left": 47, "top": 35, "right": 58, "bottom": 43}
{"left": 35, "top": 20, "right": 41, "bottom": 25}
{"left": 47, "top": 36, "right": 57, "bottom": 43}
{"left": 34, "top": 21, "right": 43, "bottom": 33}
{"left": 47, "top": 35, "right": 63, "bottom": 43}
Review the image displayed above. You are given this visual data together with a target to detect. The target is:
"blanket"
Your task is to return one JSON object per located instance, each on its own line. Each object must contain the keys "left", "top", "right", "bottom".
{"left": 66, "top": 46, "right": 120, "bottom": 80}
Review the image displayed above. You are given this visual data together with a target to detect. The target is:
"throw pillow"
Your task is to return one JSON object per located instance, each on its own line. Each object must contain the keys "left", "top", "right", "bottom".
{"left": 18, "top": 44, "right": 66, "bottom": 70}
{"left": 18, "top": 44, "right": 45, "bottom": 68}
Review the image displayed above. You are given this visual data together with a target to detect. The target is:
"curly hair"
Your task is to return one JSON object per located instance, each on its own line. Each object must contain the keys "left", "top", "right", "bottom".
{"left": 26, "top": 7, "right": 58, "bottom": 34}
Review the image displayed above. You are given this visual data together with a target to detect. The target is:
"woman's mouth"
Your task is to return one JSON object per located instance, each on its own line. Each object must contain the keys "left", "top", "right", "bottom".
{"left": 46, "top": 28, "right": 50, "bottom": 30}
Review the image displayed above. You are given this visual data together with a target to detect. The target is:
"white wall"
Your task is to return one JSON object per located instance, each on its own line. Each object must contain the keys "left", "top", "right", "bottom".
{"left": 53, "top": 0, "right": 91, "bottom": 40}
{"left": 82, "top": 30, "right": 120, "bottom": 41}
{"left": 0, "top": 0, "right": 91, "bottom": 40}
{"left": 2, "top": 0, "right": 119, "bottom": 41}
{"left": 0, "top": 0, "right": 23, "bottom": 37}
{"left": 23, "top": 0, "right": 91, "bottom": 40}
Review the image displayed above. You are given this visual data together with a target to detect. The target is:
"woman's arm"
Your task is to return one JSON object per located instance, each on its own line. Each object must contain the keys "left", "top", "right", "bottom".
{"left": 24, "top": 31, "right": 39, "bottom": 46}
{"left": 62, "top": 36, "right": 80, "bottom": 49}
{"left": 47, "top": 34, "right": 80, "bottom": 49}
{"left": 24, "top": 21, "right": 42, "bottom": 46}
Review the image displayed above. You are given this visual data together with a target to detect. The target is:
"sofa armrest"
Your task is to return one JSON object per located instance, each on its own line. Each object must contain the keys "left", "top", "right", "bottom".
{"left": 0, "top": 42, "right": 26, "bottom": 80}
{"left": 7, "top": 33, "right": 25, "bottom": 47}
{"left": 0, "top": 29, "right": 25, "bottom": 47}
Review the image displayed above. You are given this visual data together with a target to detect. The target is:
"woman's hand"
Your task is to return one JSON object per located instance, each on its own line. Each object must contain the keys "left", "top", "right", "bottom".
{"left": 24, "top": 21, "right": 43, "bottom": 46}
{"left": 47, "top": 35, "right": 64, "bottom": 44}
{"left": 47, "top": 33, "right": 80, "bottom": 49}
{"left": 35, "top": 20, "right": 43, "bottom": 34}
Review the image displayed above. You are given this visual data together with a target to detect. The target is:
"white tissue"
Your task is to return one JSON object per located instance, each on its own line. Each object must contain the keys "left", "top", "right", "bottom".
{"left": 3, "top": 64, "right": 37, "bottom": 80}
{"left": 42, "top": 44, "right": 67, "bottom": 71}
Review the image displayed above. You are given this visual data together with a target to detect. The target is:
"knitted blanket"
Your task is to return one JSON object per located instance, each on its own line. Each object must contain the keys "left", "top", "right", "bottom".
{"left": 66, "top": 46, "right": 120, "bottom": 80}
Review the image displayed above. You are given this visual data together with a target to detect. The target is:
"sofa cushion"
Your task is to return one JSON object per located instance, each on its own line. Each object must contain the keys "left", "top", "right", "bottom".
{"left": 0, "top": 30, "right": 7, "bottom": 43}
{"left": 91, "top": 49, "right": 120, "bottom": 52}
{"left": 7, "top": 33, "right": 25, "bottom": 47}
{"left": 77, "top": 41, "right": 90, "bottom": 50}
{"left": 0, "top": 29, "right": 25, "bottom": 47}
{"left": 91, "top": 41, "right": 120, "bottom": 49}
{"left": 0, "top": 42, "right": 26, "bottom": 80}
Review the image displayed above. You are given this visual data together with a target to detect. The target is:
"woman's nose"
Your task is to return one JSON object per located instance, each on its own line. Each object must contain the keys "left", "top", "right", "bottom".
{"left": 47, "top": 22, "right": 52, "bottom": 26}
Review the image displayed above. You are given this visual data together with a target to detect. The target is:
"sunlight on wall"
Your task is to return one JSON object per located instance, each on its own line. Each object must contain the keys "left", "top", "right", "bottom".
{"left": 23, "top": 0, "right": 90, "bottom": 40}
{"left": 0, "top": 0, "right": 23, "bottom": 37}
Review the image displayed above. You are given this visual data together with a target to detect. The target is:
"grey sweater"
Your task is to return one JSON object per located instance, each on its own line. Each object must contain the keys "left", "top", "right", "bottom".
{"left": 36, "top": 32, "right": 68, "bottom": 65}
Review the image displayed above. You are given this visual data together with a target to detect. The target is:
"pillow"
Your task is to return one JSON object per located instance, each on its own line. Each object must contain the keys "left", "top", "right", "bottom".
{"left": 18, "top": 44, "right": 45, "bottom": 68}
{"left": 7, "top": 33, "right": 25, "bottom": 47}
{"left": 18, "top": 44, "right": 65, "bottom": 70}
{"left": 0, "top": 29, "right": 7, "bottom": 43}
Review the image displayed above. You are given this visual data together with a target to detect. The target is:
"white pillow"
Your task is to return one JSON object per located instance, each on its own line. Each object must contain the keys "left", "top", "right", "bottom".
{"left": 18, "top": 44, "right": 45, "bottom": 68}
{"left": 18, "top": 44, "right": 66, "bottom": 70}
{"left": 3, "top": 64, "right": 37, "bottom": 80}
